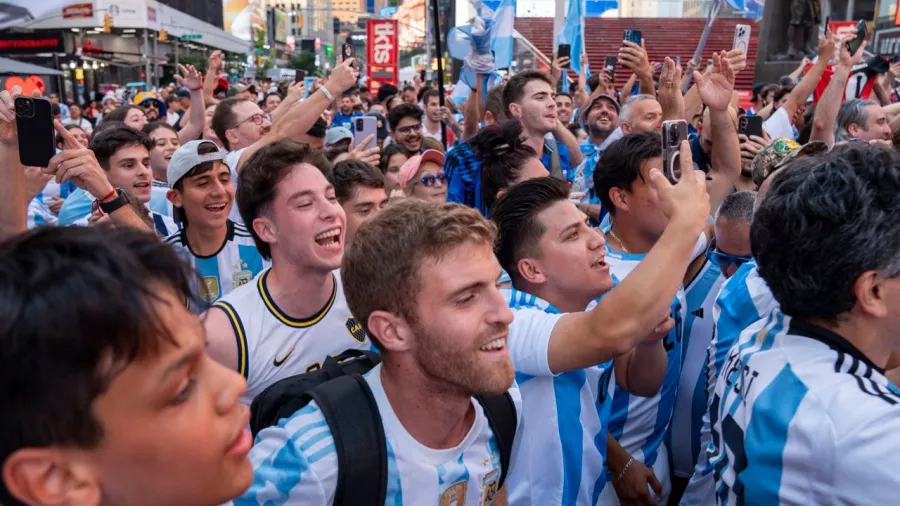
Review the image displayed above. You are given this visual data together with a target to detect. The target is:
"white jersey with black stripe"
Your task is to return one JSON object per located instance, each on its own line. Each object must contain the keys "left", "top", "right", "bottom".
{"left": 211, "top": 268, "right": 373, "bottom": 405}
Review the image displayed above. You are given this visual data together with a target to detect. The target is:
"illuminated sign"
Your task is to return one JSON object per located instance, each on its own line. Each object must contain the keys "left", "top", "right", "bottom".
{"left": 0, "top": 34, "right": 64, "bottom": 54}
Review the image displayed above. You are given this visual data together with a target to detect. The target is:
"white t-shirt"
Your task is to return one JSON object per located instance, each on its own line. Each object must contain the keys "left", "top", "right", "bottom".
{"left": 234, "top": 363, "right": 522, "bottom": 505}
{"left": 224, "top": 148, "right": 247, "bottom": 225}
{"left": 762, "top": 107, "right": 795, "bottom": 140}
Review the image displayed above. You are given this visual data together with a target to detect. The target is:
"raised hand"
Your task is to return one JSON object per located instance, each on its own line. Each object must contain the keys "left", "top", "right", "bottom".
{"left": 618, "top": 39, "right": 653, "bottom": 79}
{"left": 174, "top": 63, "right": 202, "bottom": 90}
{"left": 44, "top": 121, "right": 114, "bottom": 200}
{"left": 327, "top": 58, "right": 360, "bottom": 94}
{"left": 838, "top": 32, "right": 867, "bottom": 69}
{"left": 348, "top": 134, "right": 380, "bottom": 166}
{"left": 657, "top": 57, "right": 684, "bottom": 119}
{"left": 207, "top": 50, "right": 224, "bottom": 74}
{"left": 693, "top": 51, "right": 735, "bottom": 112}
{"left": 648, "top": 140, "right": 710, "bottom": 230}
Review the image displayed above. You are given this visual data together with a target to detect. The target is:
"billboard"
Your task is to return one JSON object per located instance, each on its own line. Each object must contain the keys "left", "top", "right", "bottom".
{"left": 367, "top": 19, "right": 399, "bottom": 89}
{"left": 223, "top": 0, "right": 267, "bottom": 41}
{"left": 273, "top": 8, "right": 289, "bottom": 43}
{"left": 0, "top": 0, "right": 74, "bottom": 30}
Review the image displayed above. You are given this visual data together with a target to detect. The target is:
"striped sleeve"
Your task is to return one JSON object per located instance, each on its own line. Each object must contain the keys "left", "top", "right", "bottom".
{"left": 212, "top": 301, "right": 249, "bottom": 379}
{"left": 234, "top": 403, "right": 340, "bottom": 506}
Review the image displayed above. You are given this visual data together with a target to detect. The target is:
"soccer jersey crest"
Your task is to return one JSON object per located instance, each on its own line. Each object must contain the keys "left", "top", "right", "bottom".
{"left": 345, "top": 317, "right": 366, "bottom": 343}
{"left": 480, "top": 468, "right": 500, "bottom": 506}
{"left": 232, "top": 258, "right": 254, "bottom": 288}
{"left": 199, "top": 276, "right": 220, "bottom": 303}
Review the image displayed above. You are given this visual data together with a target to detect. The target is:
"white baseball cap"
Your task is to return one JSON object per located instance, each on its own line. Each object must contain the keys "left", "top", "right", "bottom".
{"left": 167, "top": 140, "right": 228, "bottom": 189}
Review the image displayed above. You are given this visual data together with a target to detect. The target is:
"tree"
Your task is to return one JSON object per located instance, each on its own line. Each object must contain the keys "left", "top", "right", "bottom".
{"left": 291, "top": 52, "right": 319, "bottom": 76}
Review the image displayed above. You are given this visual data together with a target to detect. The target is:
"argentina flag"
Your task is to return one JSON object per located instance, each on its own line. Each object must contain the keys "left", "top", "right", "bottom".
{"left": 558, "top": 0, "right": 586, "bottom": 73}
{"left": 488, "top": 0, "right": 516, "bottom": 69}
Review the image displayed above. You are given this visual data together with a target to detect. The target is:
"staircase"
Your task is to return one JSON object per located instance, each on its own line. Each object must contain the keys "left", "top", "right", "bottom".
{"left": 514, "top": 17, "right": 760, "bottom": 91}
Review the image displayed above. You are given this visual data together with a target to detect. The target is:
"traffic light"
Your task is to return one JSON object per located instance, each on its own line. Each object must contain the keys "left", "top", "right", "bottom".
{"left": 103, "top": 14, "right": 112, "bottom": 33}
{"left": 159, "top": 29, "right": 167, "bottom": 41}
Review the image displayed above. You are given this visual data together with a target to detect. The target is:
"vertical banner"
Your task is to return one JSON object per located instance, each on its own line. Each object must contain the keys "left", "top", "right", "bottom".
{"left": 367, "top": 19, "right": 399, "bottom": 91}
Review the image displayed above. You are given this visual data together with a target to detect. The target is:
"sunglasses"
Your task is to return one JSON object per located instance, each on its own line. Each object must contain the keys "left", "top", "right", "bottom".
{"left": 140, "top": 101, "right": 159, "bottom": 110}
{"left": 397, "top": 123, "right": 423, "bottom": 135}
{"left": 705, "top": 238, "right": 752, "bottom": 270}
{"left": 416, "top": 173, "right": 447, "bottom": 187}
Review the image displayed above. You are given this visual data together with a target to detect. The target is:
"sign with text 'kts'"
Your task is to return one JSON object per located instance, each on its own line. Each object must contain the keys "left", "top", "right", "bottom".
{"left": 366, "top": 19, "right": 399, "bottom": 91}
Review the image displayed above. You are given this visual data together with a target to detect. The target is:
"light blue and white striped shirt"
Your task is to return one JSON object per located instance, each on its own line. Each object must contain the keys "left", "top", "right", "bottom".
{"left": 707, "top": 311, "right": 900, "bottom": 504}
{"left": 680, "top": 260, "right": 778, "bottom": 506}
{"left": 666, "top": 259, "right": 725, "bottom": 479}
{"left": 234, "top": 363, "right": 522, "bottom": 506}
{"left": 164, "top": 220, "right": 268, "bottom": 310}
{"left": 598, "top": 246, "right": 686, "bottom": 504}
{"left": 502, "top": 287, "right": 616, "bottom": 506}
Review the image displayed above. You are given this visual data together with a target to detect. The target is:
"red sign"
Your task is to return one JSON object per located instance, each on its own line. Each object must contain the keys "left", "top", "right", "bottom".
{"left": 366, "top": 19, "right": 399, "bottom": 88}
{"left": 63, "top": 3, "right": 93, "bottom": 18}
{"left": 0, "top": 34, "right": 64, "bottom": 54}
{"left": 828, "top": 21, "right": 858, "bottom": 39}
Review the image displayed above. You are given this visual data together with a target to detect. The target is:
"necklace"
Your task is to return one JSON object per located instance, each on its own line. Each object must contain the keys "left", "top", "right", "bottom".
{"left": 608, "top": 226, "right": 629, "bottom": 254}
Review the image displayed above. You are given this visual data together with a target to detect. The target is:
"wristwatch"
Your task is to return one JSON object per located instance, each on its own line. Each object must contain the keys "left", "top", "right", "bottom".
{"left": 98, "top": 188, "right": 130, "bottom": 215}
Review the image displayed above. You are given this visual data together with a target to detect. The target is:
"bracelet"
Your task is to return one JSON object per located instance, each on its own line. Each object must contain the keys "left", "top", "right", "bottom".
{"left": 99, "top": 188, "right": 117, "bottom": 203}
{"left": 188, "top": 85, "right": 202, "bottom": 91}
{"left": 318, "top": 86, "right": 335, "bottom": 104}
{"left": 614, "top": 456, "right": 635, "bottom": 485}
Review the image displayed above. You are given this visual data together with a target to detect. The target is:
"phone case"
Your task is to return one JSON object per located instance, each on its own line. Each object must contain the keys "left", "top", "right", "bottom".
{"left": 604, "top": 55, "right": 617, "bottom": 74}
{"left": 733, "top": 24, "right": 751, "bottom": 53}
{"left": 624, "top": 30, "right": 642, "bottom": 45}
{"left": 661, "top": 120, "right": 688, "bottom": 183}
{"left": 15, "top": 97, "right": 55, "bottom": 168}
{"left": 739, "top": 116, "right": 763, "bottom": 138}
{"left": 354, "top": 117, "right": 377, "bottom": 150}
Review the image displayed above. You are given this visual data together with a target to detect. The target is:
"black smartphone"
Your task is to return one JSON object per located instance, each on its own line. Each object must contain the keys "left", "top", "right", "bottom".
{"left": 624, "top": 29, "right": 642, "bottom": 46}
{"left": 604, "top": 55, "right": 617, "bottom": 76}
{"left": 661, "top": 119, "right": 688, "bottom": 183}
{"left": 295, "top": 69, "right": 307, "bottom": 83}
{"left": 15, "top": 96, "right": 54, "bottom": 167}
{"left": 738, "top": 115, "right": 764, "bottom": 138}
{"left": 847, "top": 19, "right": 867, "bottom": 55}
{"left": 558, "top": 43, "right": 571, "bottom": 68}
{"left": 342, "top": 42, "right": 355, "bottom": 61}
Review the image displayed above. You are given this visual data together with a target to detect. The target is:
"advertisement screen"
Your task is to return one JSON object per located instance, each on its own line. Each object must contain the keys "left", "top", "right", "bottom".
{"left": 223, "top": 0, "right": 267, "bottom": 41}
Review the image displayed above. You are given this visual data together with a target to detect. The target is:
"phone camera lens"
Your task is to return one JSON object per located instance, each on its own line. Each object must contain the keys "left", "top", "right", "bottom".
{"left": 669, "top": 129, "right": 679, "bottom": 145}
{"left": 15, "top": 98, "right": 34, "bottom": 119}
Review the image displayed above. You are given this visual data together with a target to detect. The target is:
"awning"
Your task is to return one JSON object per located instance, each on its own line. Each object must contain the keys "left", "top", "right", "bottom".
{"left": 0, "top": 57, "right": 62, "bottom": 76}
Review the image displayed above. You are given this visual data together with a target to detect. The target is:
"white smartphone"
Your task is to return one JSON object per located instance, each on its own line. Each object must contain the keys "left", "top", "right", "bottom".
{"left": 733, "top": 24, "right": 751, "bottom": 54}
{"left": 353, "top": 116, "right": 377, "bottom": 150}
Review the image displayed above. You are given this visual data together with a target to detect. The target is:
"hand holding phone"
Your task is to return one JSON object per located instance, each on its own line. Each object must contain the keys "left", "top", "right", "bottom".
{"left": 738, "top": 115, "right": 763, "bottom": 138}
{"left": 661, "top": 120, "right": 689, "bottom": 183}
{"left": 624, "top": 29, "right": 642, "bottom": 46}
{"left": 604, "top": 55, "right": 617, "bottom": 76}
{"left": 847, "top": 19, "right": 867, "bottom": 55}
{"left": 558, "top": 44, "right": 571, "bottom": 68}
{"left": 14, "top": 96, "right": 54, "bottom": 167}
{"left": 733, "top": 24, "right": 751, "bottom": 54}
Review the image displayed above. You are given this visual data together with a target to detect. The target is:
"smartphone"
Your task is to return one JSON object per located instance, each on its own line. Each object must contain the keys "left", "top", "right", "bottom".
{"left": 604, "top": 55, "right": 617, "bottom": 76}
{"left": 342, "top": 42, "right": 355, "bottom": 61}
{"left": 353, "top": 116, "right": 377, "bottom": 150}
{"left": 733, "top": 24, "right": 751, "bottom": 54}
{"left": 295, "top": 69, "right": 307, "bottom": 83}
{"left": 676, "top": 55, "right": 681, "bottom": 67}
{"left": 738, "top": 115, "right": 764, "bottom": 138}
{"left": 558, "top": 44, "right": 571, "bottom": 68}
{"left": 661, "top": 120, "right": 688, "bottom": 183}
{"left": 847, "top": 19, "right": 867, "bottom": 55}
{"left": 624, "top": 29, "right": 642, "bottom": 46}
{"left": 15, "top": 96, "right": 54, "bottom": 167}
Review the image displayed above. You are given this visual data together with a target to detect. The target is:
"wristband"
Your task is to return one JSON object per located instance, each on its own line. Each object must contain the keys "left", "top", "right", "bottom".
{"left": 98, "top": 188, "right": 131, "bottom": 215}
{"left": 99, "top": 188, "right": 117, "bottom": 203}
{"left": 188, "top": 85, "right": 202, "bottom": 91}
{"left": 318, "top": 86, "right": 335, "bottom": 104}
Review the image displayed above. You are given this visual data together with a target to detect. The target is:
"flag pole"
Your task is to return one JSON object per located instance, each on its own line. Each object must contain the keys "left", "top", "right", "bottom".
{"left": 682, "top": 0, "right": 722, "bottom": 93}
{"left": 431, "top": 0, "right": 448, "bottom": 150}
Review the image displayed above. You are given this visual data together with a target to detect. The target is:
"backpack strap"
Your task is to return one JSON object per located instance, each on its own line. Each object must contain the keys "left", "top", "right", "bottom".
{"left": 308, "top": 374, "right": 387, "bottom": 506}
{"left": 475, "top": 392, "right": 518, "bottom": 489}
{"left": 544, "top": 137, "right": 565, "bottom": 181}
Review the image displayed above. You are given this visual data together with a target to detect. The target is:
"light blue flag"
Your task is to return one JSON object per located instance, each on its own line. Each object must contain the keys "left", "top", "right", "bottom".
{"left": 557, "top": 0, "right": 585, "bottom": 73}
{"left": 723, "top": 0, "right": 745, "bottom": 12}
{"left": 489, "top": 0, "right": 515, "bottom": 69}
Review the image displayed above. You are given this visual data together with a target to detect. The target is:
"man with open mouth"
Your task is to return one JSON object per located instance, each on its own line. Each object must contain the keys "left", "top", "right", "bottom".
{"left": 163, "top": 140, "right": 268, "bottom": 310}
{"left": 203, "top": 139, "right": 372, "bottom": 406}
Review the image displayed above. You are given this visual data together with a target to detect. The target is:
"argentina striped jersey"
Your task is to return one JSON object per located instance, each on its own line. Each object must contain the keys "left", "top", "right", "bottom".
{"left": 680, "top": 260, "right": 778, "bottom": 506}
{"left": 502, "top": 288, "right": 617, "bottom": 506}
{"left": 666, "top": 259, "right": 725, "bottom": 479}
{"left": 164, "top": 220, "right": 268, "bottom": 309}
{"left": 234, "top": 363, "right": 522, "bottom": 506}
{"left": 598, "top": 246, "right": 686, "bottom": 504}
{"left": 707, "top": 311, "right": 900, "bottom": 504}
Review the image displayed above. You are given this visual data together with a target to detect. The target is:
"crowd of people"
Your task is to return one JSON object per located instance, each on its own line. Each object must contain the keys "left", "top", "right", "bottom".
{"left": 2, "top": 24, "right": 900, "bottom": 506}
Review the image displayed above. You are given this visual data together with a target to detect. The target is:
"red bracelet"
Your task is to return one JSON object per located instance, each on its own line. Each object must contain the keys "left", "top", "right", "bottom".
{"left": 99, "top": 188, "right": 117, "bottom": 202}
{"left": 188, "top": 85, "right": 202, "bottom": 91}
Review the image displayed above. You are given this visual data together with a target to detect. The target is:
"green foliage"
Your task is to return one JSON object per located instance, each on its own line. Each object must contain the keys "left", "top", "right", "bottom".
{"left": 291, "top": 52, "right": 319, "bottom": 76}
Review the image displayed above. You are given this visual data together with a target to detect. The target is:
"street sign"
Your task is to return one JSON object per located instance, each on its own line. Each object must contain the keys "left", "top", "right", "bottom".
{"left": 180, "top": 34, "right": 202, "bottom": 40}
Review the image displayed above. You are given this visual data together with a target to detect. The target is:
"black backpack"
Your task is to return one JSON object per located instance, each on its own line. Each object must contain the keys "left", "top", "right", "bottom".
{"left": 249, "top": 349, "right": 518, "bottom": 506}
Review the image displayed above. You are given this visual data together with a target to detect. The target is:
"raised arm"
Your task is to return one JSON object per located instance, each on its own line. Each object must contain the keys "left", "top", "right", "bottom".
{"left": 694, "top": 51, "right": 741, "bottom": 213}
{"left": 657, "top": 58, "right": 685, "bottom": 123}
{"left": 546, "top": 142, "right": 710, "bottom": 373}
{"left": 203, "top": 50, "right": 224, "bottom": 107}
{"left": 269, "top": 81, "right": 306, "bottom": 124}
{"left": 811, "top": 34, "right": 866, "bottom": 148}
{"left": 619, "top": 39, "right": 654, "bottom": 96}
{"left": 174, "top": 64, "right": 206, "bottom": 143}
{"left": 573, "top": 53, "right": 590, "bottom": 110}
{"left": 787, "top": 57, "right": 811, "bottom": 84}
{"left": 233, "top": 59, "right": 359, "bottom": 173}
{"left": 0, "top": 90, "right": 27, "bottom": 239}
{"left": 47, "top": 121, "right": 149, "bottom": 232}
{"left": 463, "top": 79, "right": 480, "bottom": 140}
{"left": 553, "top": 120, "right": 583, "bottom": 167}
{"left": 783, "top": 33, "right": 835, "bottom": 124}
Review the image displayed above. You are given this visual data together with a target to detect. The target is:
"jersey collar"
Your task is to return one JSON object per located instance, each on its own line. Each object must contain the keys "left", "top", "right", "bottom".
{"left": 788, "top": 319, "right": 885, "bottom": 374}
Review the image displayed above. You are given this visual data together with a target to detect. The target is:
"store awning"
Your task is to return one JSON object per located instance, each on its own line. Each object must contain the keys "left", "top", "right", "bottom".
{"left": 0, "top": 57, "right": 62, "bottom": 76}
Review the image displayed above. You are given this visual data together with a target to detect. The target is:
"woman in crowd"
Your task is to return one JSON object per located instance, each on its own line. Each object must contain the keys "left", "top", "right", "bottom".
{"left": 378, "top": 143, "right": 408, "bottom": 192}
{"left": 397, "top": 149, "right": 448, "bottom": 204}
{"left": 102, "top": 104, "right": 148, "bottom": 131}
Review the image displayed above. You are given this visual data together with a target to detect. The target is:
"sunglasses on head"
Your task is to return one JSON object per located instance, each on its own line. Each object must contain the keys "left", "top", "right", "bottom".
{"left": 416, "top": 173, "right": 446, "bottom": 187}
{"left": 705, "top": 238, "right": 752, "bottom": 270}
